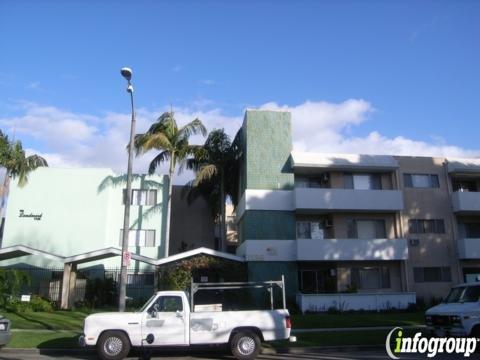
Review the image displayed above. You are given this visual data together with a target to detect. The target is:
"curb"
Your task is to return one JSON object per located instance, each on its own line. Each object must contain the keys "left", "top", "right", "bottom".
{"left": 264, "top": 344, "right": 385, "bottom": 354}
{"left": 2, "top": 345, "right": 387, "bottom": 355}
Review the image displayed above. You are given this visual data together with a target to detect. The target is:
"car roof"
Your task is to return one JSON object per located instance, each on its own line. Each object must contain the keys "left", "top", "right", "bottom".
{"left": 453, "top": 282, "right": 480, "bottom": 288}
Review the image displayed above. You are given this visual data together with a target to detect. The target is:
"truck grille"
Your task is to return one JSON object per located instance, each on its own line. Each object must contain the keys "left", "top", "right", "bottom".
{"left": 432, "top": 315, "right": 451, "bottom": 326}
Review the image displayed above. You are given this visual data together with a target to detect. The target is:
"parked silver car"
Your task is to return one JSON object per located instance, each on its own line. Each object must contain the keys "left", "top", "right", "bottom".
{"left": 0, "top": 315, "right": 12, "bottom": 348}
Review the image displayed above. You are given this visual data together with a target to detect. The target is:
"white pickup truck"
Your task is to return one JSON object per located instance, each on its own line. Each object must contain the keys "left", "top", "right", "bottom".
{"left": 80, "top": 278, "right": 292, "bottom": 360}
{"left": 425, "top": 282, "right": 480, "bottom": 337}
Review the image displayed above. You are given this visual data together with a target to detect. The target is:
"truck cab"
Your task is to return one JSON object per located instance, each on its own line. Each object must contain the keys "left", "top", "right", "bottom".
{"left": 425, "top": 282, "right": 480, "bottom": 337}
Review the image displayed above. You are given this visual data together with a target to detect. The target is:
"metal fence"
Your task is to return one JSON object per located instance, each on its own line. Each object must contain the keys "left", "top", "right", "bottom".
{"left": 1, "top": 267, "right": 156, "bottom": 308}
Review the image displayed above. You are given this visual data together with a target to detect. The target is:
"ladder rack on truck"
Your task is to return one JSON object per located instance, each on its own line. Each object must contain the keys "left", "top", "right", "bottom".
{"left": 190, "top": 275, "right": 286, "bottom": 311}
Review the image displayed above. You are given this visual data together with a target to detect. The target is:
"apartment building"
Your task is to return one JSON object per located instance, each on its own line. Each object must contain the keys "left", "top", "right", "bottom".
{"left": 235, "top": 109, "right": 480, "bottom": 311}
{"left": 0, "top": 168, "right": 216, "bottom": 269}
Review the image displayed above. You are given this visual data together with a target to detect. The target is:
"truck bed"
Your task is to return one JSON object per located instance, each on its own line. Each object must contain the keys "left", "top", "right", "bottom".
{"left": 189, "top": 309, "right": 290, "bottom": 344}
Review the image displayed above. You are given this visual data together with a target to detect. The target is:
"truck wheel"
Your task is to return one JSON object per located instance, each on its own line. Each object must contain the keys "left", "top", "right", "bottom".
{"left": 230, "top": 331, "right": 261, "bottom": 360}
{"left": 97, "top": 330, "right": 130, "bottom": 360}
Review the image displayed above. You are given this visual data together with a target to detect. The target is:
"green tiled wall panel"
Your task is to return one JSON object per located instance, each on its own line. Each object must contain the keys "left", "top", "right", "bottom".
{"left": 243, "top": 210, "right": 296, "bottom": 240}
{"left": 244, "top": 110, "right": 294, "bottom": 190}
{"left": 247, "top": 261, "right": 298, "bottom": 302}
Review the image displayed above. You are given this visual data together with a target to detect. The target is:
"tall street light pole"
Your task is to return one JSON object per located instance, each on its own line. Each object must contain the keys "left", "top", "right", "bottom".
{"left": 119, "top": 67, "right": 136, "bottom": 312}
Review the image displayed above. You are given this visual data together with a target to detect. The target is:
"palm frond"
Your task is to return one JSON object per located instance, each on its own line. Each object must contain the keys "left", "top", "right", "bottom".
{"left": 26, "top": 154, "right": 48, "bottom": 168}
{"left": 178, "top": 118, "right": 207, "bottom": 142}
{"left": 148, "top": 151, "right": 170, "bottom": 175}
{"left": 194, "top": 164, "right": 218, "bottom": 186}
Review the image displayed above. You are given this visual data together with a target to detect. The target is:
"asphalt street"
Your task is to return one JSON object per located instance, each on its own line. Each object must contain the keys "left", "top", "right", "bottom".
{"left": 0, "top": 348, "right": 472, "bottom": 360}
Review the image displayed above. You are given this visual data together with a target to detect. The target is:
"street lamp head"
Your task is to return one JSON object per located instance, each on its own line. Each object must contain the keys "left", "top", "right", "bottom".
{"left": 120, "top": 67, "right": 132, "bottom": 81}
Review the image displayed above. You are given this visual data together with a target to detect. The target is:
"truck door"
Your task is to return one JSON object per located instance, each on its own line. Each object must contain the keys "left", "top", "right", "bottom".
{"left": 142, "top": 295, "right": 188, "bottom": 346}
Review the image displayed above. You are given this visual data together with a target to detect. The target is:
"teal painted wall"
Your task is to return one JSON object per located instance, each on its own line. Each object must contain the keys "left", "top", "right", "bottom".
{"left": 242, "top": 211, "right": 296, "bottom": 240}
{"left": 2, "top": 168, "right": 167, "bottom": 269}
{"left": 247, "top": 261, "right": 298, "bottom": 303}
{"left": 244, "top": 110, "right": 294, "bottom": 190}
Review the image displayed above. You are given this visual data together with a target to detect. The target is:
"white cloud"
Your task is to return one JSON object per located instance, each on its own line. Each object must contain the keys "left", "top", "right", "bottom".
{"left": 260, "top": 100, "right": 480, "bottom": 158}
{"left": 1, "top": 99, "right": 478, "bottom": 185}
{"left": 0, "top": 102, "right": 242, "bottom": 184}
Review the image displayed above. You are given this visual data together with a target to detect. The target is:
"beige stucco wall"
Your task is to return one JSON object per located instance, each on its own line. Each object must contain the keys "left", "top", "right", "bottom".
{"left": 396, "top": 156, "right": 461, "bottom": 301}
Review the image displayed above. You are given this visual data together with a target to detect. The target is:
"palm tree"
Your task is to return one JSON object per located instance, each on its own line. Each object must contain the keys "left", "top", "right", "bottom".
{"left": 0, "top": 131, "right": 48, "bottom": 228}
{"left": 185, "top": 129, "right": 239, "bottom": 252}
{"left": 134, "top": 111, "right": 206, "bottom": 257}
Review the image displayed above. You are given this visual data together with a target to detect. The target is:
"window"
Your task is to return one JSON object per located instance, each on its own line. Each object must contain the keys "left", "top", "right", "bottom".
{"left": 414, "top": 267, "right": 451, "bottom": 282}
{"left": 296, "top": 221, "right": 325, "bottom": 239}
{"left": 351, "top": 267, "right": 390, "bottom": 289}
{"left": 149, "top": 296, "right": 183, "bottom": 312}
{"left": 347, "top": 219, "right": 386, "bottom": 239}
{"left": 119, "top": 229, "right": 156, "bottom": 247}
{"left": 344, "top": 173, "right": 382, "bottom": 190}
{"left": 123, "top": 189, "right": 157, "bottom": 206}
{"left": 299, "top": 268, "right": 336, "bottom": 293}
{"left": 463, "top": 223, "right": 480, "bottom": 238}
{"left": 295, "top": 174, "right": 330, "bottom": 188}
{"left": 408, "top": 219, "right": 445, "bottom": 234}
{"left": 403, "top": 174, "right": 439, "bottom": 188}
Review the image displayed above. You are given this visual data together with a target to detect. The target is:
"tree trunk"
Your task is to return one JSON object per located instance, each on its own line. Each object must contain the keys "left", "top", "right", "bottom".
{"left": 1, "top": 171, "right": 10, "bottom": 217}
{"left": 0, "top": 171, "right": 10, "bottom": 248}
{"left": 164, "top": 157, "right": 174, "bottom": 257}
{"left": 220, "top": 168, "right": 226, "bottom": 252}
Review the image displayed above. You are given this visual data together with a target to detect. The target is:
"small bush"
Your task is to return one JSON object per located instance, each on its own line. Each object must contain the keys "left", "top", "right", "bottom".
{"left": 30, "top": 295, "right": 53, "bottom": 312}
{"left": 6, "top": 295, "right": 53, "bottom": 313}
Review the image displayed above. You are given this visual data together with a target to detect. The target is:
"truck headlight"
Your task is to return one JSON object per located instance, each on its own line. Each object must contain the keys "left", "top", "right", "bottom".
{"left": 0, "top": 322, "right": 7, "bottom": 331}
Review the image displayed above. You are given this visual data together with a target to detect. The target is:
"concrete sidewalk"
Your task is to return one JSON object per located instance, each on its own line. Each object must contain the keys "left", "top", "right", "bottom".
{"left": 292, "top": 325, "right": 426, "bottom": 333}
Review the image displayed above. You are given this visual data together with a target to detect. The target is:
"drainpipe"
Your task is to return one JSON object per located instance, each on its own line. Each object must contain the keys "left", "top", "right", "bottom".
{"left": 444, "top": 160, "right": 463, "bottom": 283}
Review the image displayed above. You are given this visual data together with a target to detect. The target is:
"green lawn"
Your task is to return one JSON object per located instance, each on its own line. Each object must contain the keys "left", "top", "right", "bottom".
{"left": 4, "top": 310, "right": 425, "bottom": 331}
{"left": 291, "top": 311, "right": 424, "bottom": 329}
{"left": 8, "top": 330, "right": 81, "bottom": 349}
{"left": 5, "top": 310, "right": 88, "bottom": 330}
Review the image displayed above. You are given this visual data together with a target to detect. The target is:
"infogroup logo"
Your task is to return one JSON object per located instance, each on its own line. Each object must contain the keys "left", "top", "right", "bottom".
{"left": 385, "top": 327, "right": 478, "bottom": 359}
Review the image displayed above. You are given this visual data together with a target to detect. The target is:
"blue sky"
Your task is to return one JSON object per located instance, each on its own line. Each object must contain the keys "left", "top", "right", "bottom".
{"left": 0, "top": 0, "right": 479, "bottom": 181}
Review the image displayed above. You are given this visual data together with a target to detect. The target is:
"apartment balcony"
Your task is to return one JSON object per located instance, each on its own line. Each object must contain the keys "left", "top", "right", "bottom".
{"left": 296, "top": 238, "right": 408, "bottom": 261}
{"left": 457, "top": 238, "right": 480, "bottom": 259}
{"left": 452, "top": 191, "right": 480, "bottom": 213}
{"left": 294, "top": 188, "right": 404, "bottom": 212}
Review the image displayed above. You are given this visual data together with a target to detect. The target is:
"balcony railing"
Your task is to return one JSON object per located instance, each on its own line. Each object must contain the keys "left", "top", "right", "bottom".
{"left": 452, "top": 191, "right": 480, "bottom": 213}
{"left": 296, "top": 238, "right": 408, "bottom": 261}
{"left": 294, "top": 188, "right": 403, "bottom": 212}
{"left": 296, "top": 292, "right": 416, "bottom": 313}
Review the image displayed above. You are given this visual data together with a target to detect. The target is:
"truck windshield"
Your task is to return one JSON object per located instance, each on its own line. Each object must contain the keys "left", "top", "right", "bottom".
{"left": 137, "top": 294, "right": 157, "bottom": 312}
{"left": 445, "top": 286, "right": 480, "bottom": 303}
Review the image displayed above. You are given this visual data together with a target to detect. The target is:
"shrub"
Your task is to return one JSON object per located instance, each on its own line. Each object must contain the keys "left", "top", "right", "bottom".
{"left": 0, "top": 269, "right": 31, "bottom": 308}
{"left": 30, "top": 295, "right": 53, "bottom": 312}
{"left": 85, "top": 277, "right": 118, "bottom": 308}
{"left": 6, "top": 295, "right": 53, "bottom": 313}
